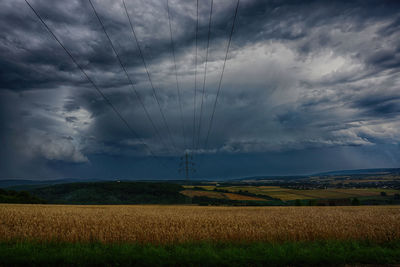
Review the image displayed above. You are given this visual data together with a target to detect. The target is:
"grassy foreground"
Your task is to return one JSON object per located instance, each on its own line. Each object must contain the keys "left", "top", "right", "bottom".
{"left": 1, "top": 241, "right": 400, "bottom": 266}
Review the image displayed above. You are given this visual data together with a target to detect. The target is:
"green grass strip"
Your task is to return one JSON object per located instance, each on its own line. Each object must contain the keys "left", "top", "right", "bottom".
{"left": 0, "top": 240, "right": 399, "bottom": 266}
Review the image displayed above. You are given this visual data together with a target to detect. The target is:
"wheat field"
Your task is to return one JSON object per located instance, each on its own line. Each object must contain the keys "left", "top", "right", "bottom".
{"left": 0, "top": 204, "right": 399, "bottom": 244}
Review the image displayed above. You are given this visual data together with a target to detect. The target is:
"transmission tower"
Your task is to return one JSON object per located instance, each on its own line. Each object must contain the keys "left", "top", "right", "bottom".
{"left": 179, "top": 152, "right": 195, "bottom": 180}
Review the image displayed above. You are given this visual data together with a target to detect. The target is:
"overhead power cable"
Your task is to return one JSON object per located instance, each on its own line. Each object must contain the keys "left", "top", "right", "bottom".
{"left": 196, "top": 0, "right": 213, "bottom": 150}
{"left": 122, "top": 0, "right": 180, "bottom": 154}
{"left": 88, "top": 0, "right": 177, "bottom": 154}
{"left": 23, "top": 0, "right": 172, "bottom": 171}
{"left": 192, "top": 0, "right": 199, "bottom": 152}
{"left": 204, "top": 0, "right": 240, "bottom": 150}
{"left": 166, "top": 0, "right": 187, "bottom": 151}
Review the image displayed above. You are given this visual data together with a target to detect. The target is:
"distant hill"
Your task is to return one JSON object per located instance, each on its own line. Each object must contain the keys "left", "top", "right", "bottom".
{"left": 233, "top": 168, "right": 400, "bottom": 181}
{"left": 312, "top": 168, "right": 400, "bottom": 176}
{"left": 29, "top": 181, "right": 189, "bottom": 205}
{"left": 0, "top": 178, "right": 103, "bottom": 189}
{"left": 0, "top": 178, "right": 191, "bottom": 190}
{"left": 232, "top": 175, "right": 308, "bottom": 182}
{"left": 1, "top": 167, "right": 400, "bottom": 188}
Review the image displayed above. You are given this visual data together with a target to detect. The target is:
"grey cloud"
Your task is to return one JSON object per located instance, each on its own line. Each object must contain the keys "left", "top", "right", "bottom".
{"left": 26, "top": 130, "right": 89, "bottom": 163}
{"left": 65, "top": 116, "right": 78, "bottom": 123}
{"left": 1, "top": 0, "right": 400, "bottom": 179}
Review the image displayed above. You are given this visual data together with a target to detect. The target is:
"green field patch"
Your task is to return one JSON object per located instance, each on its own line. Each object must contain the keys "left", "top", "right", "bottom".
{"left": 1, "top": 241, "right": 400, "bottom": 266}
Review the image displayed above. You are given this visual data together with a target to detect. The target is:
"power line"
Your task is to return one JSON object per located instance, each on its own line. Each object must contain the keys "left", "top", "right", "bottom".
{"left": 166, "top": 0, "right": 187, "bottom": 151}
{"left": 196, "top": 0, "right": 213, "bottom": 150}
{"left": 204, "top": 0, "right": 240, "bottom": 150}
{"left": 88, "top": 0, "right": 177, "bottom": 154}
{"left": 122, "top": 0, "right": 179, "bottom": 154}
{"left": 192, "top": 0, "right": 199, "bottom": 152}
{"left": 23, "top": 0, "right": 172, "bottom": 171}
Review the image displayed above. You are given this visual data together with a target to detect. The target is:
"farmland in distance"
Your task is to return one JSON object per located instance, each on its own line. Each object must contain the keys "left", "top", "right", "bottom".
{"left": 183, "top": 185, "right": 400, "bottom": 201}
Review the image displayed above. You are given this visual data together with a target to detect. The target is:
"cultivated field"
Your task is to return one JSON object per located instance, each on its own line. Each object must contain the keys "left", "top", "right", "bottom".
{"left": 1, "top": 204, "right": 399, "bottom": 244}
{"left": 180, "top": 189, "right": 266, "bottom": 201}
{"left": 184, "top": 185, "right": 400, "bottom": 201}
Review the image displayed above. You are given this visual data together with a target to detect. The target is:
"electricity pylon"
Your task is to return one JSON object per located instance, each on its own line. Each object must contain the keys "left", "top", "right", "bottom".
{"left": 179, "top": 152, "right": 195, "bottom": 180}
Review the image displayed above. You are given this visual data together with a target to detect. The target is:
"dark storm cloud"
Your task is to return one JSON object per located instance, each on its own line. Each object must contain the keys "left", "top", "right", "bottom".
{"left": 354, "top": 95, "right": 400, "bottom": 117}
{"left": 1, "top": 0, "right": 400, "bottom": 179}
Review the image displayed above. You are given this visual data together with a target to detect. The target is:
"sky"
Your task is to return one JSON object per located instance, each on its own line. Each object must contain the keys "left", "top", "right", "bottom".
{"left": 1, "top": 0, "right": 400, "bottom": 180}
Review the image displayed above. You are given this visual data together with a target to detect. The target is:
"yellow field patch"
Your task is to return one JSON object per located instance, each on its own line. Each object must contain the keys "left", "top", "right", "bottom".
{"left": 180, "top": 190, "right": 225, "bottom": 199}
{"left": 182, "top": 185, "right": 216, "bottom": 191}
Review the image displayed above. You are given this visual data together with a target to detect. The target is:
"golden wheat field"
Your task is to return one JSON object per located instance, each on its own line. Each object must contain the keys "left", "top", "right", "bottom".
{"left": 0, "top": 204, "right": 399, "bottom": 244}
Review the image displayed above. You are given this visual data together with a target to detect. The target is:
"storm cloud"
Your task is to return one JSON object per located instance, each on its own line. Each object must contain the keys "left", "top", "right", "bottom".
{"left": 1, "top": 0, "right": 400, "bottom": 179}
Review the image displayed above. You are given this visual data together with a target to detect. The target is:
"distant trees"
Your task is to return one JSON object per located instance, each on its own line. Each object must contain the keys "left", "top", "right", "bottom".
{"left": 308, "top": 200, "right": 317, "bottom": 206}
{"left": 31, "top": 182, "right": 189, "bottom": 204}
{"left": 0, "top": 189, "right": 45, "bottom": 204}
{"left": 351, "top": 198, "right": 360, "bottom": 206}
